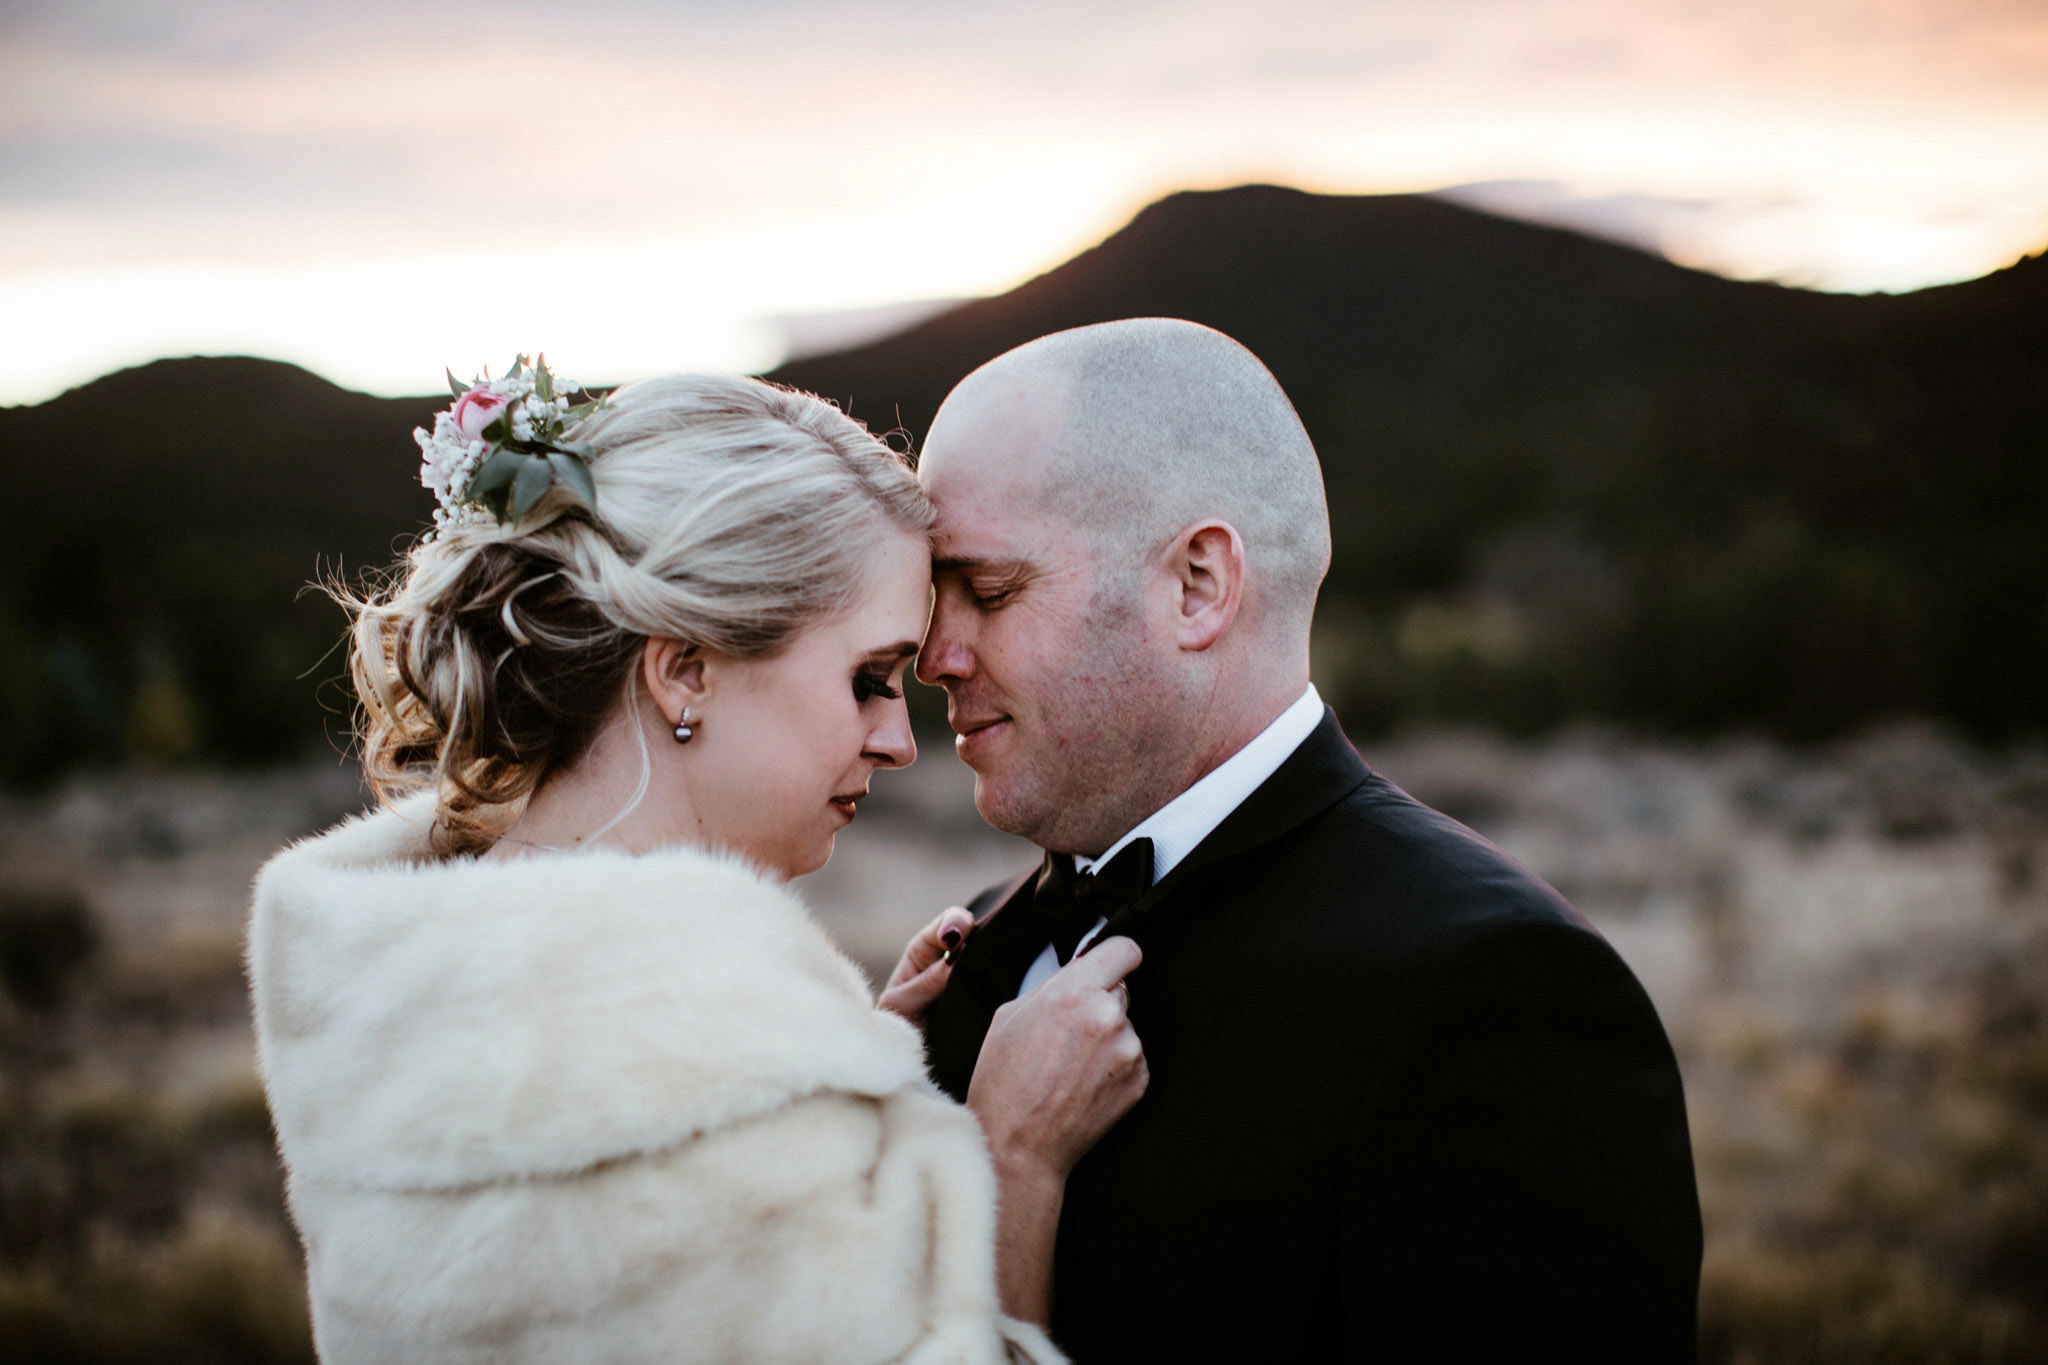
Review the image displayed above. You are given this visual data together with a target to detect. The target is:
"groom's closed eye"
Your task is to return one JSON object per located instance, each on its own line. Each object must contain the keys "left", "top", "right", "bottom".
{"left": 970, "top": 583, "right": 1020, "bottom": 609}
{"left": 934, "top": 557, "right": 1032, "bottom": 611}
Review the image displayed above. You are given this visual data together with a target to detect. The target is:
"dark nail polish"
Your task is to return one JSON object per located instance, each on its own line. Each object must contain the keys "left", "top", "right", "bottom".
{"left": 940, "top": 927, "right": 965, "bottom": 951}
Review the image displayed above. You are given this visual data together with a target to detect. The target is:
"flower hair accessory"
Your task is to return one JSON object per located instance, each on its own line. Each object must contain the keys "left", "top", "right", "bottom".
{"left": 414, "top": 354, "right": 610, "bottom": 535}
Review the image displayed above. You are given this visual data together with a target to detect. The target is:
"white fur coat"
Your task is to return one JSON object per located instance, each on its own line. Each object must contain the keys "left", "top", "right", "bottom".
{"left": 247, "top": 797, "right": 1059, "bottom": 1364}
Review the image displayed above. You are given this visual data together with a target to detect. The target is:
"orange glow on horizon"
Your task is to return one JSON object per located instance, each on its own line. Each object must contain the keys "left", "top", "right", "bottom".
{"left": 1, "top": 0, "right": 2043, "bottom": 404}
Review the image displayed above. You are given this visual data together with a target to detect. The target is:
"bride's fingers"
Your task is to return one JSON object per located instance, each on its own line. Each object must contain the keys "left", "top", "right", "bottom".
{"left": 877, "top": 951, "right": 955, "bottom": 1018}
{"left": 888, "top": 907, "right": 973, "bottom": 987}
{"left": 916, "top": 906, "right": 975, "bottom": 968}
{"left": 934, "top": 905, "right": 974, "bottom": 954}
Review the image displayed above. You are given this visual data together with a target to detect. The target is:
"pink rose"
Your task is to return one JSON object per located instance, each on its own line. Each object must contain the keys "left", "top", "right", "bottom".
{"left": 450, "top": 386, "right": 511, "bottom": 441}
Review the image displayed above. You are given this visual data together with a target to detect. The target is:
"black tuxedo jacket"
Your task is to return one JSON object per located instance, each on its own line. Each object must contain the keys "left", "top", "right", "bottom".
{"left": 924, "top": 709, "right": 1702, "bottom": 1362}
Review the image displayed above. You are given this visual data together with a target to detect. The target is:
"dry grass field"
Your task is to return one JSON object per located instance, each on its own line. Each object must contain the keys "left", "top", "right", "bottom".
{"left": 1, "top": 726, "right": 2043, "bottom": 1362}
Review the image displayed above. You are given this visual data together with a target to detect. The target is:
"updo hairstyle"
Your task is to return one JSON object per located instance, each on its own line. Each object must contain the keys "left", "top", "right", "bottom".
{"left": 342, "top": 375, "right": 932, "bottom": 854}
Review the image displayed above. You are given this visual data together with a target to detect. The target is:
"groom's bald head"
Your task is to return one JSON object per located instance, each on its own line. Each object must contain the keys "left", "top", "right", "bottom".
{"left": 924, "top": 318, "right": 1330, "bottom": 639}
{"left": 917, "top": 319, "right": 1330, "bottom": 851}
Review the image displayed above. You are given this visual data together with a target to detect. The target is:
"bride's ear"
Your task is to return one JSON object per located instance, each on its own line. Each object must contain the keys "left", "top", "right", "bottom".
{"left": 642, "top": 637, "right": 710, "bottom": 723}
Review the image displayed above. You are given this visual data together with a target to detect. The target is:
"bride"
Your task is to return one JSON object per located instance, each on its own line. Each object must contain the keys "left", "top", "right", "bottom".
{"left": 246, "top": 362, "right": 1145, "bottom": 1362}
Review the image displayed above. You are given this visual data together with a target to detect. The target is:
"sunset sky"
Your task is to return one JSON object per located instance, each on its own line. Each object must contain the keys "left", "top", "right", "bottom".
{"left": 2, "top": 0, "right": 2044, "bottom": 405}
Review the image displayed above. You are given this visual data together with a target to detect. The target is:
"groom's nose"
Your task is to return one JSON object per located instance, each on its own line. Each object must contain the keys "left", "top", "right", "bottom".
{"left": 917, "top": 600, "right": 974, "bottom": 687}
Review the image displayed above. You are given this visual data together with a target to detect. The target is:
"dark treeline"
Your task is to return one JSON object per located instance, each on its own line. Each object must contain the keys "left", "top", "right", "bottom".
{"left": 0, "top": 363, "right": 437, "bottom": 781}
{"left": 1, "top": 186, "right": 2042, "bottom": 782}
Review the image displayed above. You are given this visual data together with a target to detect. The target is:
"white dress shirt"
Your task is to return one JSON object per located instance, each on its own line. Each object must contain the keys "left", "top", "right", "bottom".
{"left": 1013, "top": 683, "right": 1324, "bottom": 998}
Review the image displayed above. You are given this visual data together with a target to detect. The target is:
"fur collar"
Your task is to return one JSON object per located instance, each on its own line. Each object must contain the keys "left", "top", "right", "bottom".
{"left": 248, "top": 796, "right": 926, "bottom": 1192}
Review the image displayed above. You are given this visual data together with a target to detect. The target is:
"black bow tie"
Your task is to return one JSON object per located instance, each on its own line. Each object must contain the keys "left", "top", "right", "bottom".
{"left": 1032, "top": 838, "right": 1155, "bottom": 965}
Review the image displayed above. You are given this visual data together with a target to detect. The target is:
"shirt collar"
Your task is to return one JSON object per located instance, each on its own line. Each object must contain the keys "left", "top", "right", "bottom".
{"left": 1075, "top": 683, "right": 1323, "bottom": 884}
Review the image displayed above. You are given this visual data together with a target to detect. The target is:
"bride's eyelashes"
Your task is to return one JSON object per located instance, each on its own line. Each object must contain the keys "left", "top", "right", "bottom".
{"left": 853, "top": 668, "right": 902, "bottom": 703}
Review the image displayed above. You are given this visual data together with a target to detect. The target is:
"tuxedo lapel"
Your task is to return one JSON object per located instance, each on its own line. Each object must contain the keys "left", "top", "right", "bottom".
{"left": 1168, "top": 708, "right": 1372, "bottom": 879}
{"left": 959, "top": 867, "right": 1046, "bottom": 996}
{"left": 923, "top": 867, "right": 1037, "bottom": 1098}
{"left": 1092, "top": 709, "right": 1372, "bottom": 947}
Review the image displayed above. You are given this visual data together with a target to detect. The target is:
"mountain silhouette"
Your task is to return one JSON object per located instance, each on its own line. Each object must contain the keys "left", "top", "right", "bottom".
{"left": 1, "top": 186, "right": 2041, "bottom": 779}
{"left": 776, "top": 186, "right": 1828, "bottom": 432}
{"left": 772, "top": 185, "right": 2046, "bottom": 741}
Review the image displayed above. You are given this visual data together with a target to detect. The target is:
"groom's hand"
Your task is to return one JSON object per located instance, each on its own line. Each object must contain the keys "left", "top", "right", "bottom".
{"left": 967, "top": 937, "right": 1149, "bottom": 1179}
{"left": 877, "top": 905, "right": 976, "bottom": 1029}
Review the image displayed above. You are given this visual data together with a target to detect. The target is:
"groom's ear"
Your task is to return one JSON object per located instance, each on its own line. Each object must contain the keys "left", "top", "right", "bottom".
{"left": 1167, "top": 520, "right": 1245, "bottom": 652}
{"left": 642, "top": 637, "right": 711, "bottom": 719}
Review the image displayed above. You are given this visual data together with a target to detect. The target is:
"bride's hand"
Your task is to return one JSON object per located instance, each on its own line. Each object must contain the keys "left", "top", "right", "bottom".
{"left": 968, "top": 937, "right": 1147, "bottom": 1325}
{"left": 877, "top": 906, "right": 975, "bottom": 1028}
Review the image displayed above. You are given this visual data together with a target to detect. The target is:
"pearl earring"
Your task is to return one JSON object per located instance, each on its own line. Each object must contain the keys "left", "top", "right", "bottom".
{"left": 672, "top": 706, "right": 697, "bottom": 744}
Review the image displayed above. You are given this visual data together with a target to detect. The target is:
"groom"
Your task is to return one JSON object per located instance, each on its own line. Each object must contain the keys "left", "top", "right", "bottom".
{"left": 916, "top": 319, "right": 1702, "bottom": 1361}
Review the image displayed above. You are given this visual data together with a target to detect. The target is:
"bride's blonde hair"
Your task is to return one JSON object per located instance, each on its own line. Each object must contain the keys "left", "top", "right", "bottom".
{"left": 339, "top": 375, "right": 931, "bottom": 854}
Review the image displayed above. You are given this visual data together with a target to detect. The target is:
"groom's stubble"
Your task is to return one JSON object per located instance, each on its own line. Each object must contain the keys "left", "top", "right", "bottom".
{"left": 943, "top": 532, "right": 1195, "bottom": 857}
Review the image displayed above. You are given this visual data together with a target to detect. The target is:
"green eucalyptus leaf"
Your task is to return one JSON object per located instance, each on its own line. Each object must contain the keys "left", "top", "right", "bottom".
{"left": 446, "top": 367, "right": 470, "bottom": 398}
{"left": 534, "top": 364, "right": 554, "bottom": 403}
{"left": 469, "top": 449, "right": 523, "bottom": 497}
{"left": 510, "top": 454, "right": 553, "bottom": 522}
{"left": 547, "top": 451, "right": 598, "bottom": 513}
{"left": 482, "top": 416, "right": 508, "bottom": 444}
{"left": 505, "top": 355, "right": 526, "bottom": 380}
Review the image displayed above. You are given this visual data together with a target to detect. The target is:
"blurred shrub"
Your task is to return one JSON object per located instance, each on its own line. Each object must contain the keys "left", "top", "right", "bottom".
{"left": 0, "top": 1207, "right": 313, "bottom": 1365}
{"left": 0, "top": 1099, "right": 191, "bottom": 1265}
{"left": 96, "top": 931, "right": 252, "bottom": 1028}
{"left": 0, "top": 876, "right": 312, "bottom": 1363}
{"left": 0, "top": 887, "right": 100, "bottom": 1014}
{"left": 1700, "top": 1247, "right": 2045, "bottom": 1364}
{"left": 1693, "top": 910, "right": 2048, "bottom": 1363}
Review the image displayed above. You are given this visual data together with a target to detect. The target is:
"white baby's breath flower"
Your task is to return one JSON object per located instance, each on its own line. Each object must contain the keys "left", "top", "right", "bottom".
{"left": 415, "top": 356, "right": 600, "bottom": 538}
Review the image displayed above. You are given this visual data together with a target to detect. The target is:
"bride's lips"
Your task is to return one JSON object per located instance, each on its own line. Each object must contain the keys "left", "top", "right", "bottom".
{"left": 829, "top": 788, "right": 867, "bottom": 821}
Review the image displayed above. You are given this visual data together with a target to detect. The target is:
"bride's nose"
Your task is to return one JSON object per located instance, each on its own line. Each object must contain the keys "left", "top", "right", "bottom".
{"left": 865, "top": 702, "right": 916, "bottom": 769}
